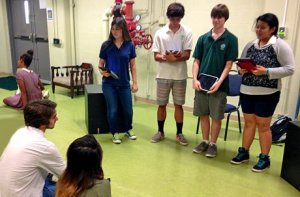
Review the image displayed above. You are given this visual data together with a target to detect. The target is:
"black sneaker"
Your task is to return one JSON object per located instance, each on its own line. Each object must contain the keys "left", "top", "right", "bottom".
{"left": 230, "top": 147, "right": 249, "bottom": 165}
{"left": 252, "top": 153, "right": 270, "bottom": 173}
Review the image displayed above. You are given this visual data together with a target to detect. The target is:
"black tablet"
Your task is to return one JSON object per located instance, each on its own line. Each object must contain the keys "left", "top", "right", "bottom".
{"left": 99, "top": 67, "right": 119, "bottom": 79}
{"left": 198, "top": 73, "right": 219, "bottom": 92}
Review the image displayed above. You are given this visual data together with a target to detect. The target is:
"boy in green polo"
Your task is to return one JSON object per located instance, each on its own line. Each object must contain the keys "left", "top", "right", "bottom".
{"left": 192, "top": 4, "right": 238, "bottom": 157}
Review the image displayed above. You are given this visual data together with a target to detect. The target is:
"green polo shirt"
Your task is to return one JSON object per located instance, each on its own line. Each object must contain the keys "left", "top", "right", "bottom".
{"left": 193, "top": 29, "right": 238, "bottom": 93}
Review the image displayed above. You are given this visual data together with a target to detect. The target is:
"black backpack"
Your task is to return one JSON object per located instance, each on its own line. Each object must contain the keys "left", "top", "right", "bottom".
{"left": 271, "top": 115, "right": 292, "bottom": 143}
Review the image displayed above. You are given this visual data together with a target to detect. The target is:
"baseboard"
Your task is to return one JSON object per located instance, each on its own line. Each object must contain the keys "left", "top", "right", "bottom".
{"left": 0, "top": 72, "right": 13, "bottom": 77}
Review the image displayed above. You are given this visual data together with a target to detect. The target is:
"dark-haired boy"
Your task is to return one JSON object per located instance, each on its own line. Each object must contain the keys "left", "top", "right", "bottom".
{"left": 151, "top": 2, "right": 193, "bottom": 145}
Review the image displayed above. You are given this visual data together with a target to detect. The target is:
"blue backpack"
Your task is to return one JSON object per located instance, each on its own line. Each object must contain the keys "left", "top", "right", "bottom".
{"left": 271, "top": 115, "right": 292, "bottom": 143}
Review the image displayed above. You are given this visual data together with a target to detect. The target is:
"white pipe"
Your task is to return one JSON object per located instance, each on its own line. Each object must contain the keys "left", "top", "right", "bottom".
{"left": 54, "top": 0, "right": 59, "bottom": 37}
{"left": 134, "top": 8, "right": 148, "bottom": 14}
{"left": 146, "top": 0, "right": 152, "bottom": 98}
{"left": 282, "top": 0, "right": 288, "bottom": 26}
{"left": 102, "top": 8, "right": 111, "bottom": 39}
{"left": 69, "top": 0, "right": 76, "bottom": 64}
{"left": 161, "top": 0, "right": 165, "bottom": 17}
{"left": 51, "top": 0, "right": 56, "bottom": 37}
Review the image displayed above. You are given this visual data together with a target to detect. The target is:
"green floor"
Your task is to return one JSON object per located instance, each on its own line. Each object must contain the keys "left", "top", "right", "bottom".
{"left": 0, "top": 86, "right": 299, "bottom": 197}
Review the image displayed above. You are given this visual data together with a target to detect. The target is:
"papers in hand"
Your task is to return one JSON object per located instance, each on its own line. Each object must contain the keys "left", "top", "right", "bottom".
{"left": 236, "top": 58, "right": 256, "bottom": 72}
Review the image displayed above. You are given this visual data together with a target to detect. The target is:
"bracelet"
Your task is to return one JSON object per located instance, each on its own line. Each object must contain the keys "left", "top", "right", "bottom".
{"left": 266, "top": 68, "right": 269, "bottom": 76}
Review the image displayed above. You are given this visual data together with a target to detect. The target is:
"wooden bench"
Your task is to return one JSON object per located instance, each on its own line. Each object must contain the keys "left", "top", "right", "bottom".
{"left": 51, "top": 63, "right": 93, "bottom": 98}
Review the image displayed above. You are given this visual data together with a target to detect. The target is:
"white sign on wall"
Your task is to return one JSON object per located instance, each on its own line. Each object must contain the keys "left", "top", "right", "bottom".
{"left": 47, "top": 8, "right": 53, "bottom": 20}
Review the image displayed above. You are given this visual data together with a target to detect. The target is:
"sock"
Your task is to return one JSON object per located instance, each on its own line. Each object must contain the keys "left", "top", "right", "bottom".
{"left": 176, "top": 122, "right": 183, "bottom": 135}
{"left": 158, "top": 120, "right": 165, "bottom": 133}
{"left": 203, "top": 140, "right": 209, "bottom": 144}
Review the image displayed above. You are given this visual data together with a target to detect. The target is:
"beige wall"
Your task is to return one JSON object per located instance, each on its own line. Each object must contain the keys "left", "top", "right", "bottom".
{"left": 46, "top": 0, "right": 72, "bottom": 67}
{"left": 263, "top": 0, "right": 300, "bottom": 117}
{"left": 0, "top": 0, "right": 12, "bottom": 74}
{"left": 0, "top": 0, "right": 299, "bottom": 117}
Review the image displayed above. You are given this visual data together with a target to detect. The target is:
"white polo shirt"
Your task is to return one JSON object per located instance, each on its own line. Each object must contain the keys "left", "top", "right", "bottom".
{"left": 0, "top": 126, "right": 66, "bottom": 197}
{"left": 152, "top": 23, "right": 193, "bottom": 80}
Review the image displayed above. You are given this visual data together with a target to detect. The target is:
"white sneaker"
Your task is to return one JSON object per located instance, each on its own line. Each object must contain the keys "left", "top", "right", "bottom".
{"left": 125, "top": 130, "right": 137, "bottom": 140}
{"left": 112, "top": 133, "right": 121, "bottom": 144}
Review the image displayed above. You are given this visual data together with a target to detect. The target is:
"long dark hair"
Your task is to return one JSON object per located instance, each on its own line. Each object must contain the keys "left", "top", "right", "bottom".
{"left": 56, "top": 135, "right": 104, "bottom": 197}
{"left": 256, "top": 13, "right": 279, "bottom": 36}
{"left": 108, "top": 17, "right": 131, "bottom": 42}
{"left": 20, "top": 49, "right": 34, "bottom": 67}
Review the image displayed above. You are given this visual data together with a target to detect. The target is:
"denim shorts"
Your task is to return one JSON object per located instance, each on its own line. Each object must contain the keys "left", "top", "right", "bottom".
{"left": 193, "top": 91, "right": 227, "bottom": 120}
{"left": 156, "top": 79, "right": 187, "bottom": 106}
{"left": 240, "top": 91, "right": 280, "bottom": 117}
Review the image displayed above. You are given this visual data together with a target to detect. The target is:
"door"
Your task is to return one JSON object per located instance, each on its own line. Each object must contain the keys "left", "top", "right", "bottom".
{"left": 7, "top": 0, "right": 51, "bottom": 82}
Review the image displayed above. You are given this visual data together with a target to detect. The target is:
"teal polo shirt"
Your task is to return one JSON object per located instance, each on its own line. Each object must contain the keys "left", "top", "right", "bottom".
{"left": 193, "top": 29, "right": 238, "bottom": 93}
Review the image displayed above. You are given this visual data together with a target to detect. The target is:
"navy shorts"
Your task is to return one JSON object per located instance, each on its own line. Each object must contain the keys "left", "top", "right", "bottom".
{"left": 240, "top": 91, "right": 280, "bottom": 117}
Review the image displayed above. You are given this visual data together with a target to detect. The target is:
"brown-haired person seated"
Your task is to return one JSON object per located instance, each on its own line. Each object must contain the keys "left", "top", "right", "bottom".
{"left": 3, "top": 49, "right": 44, "bottom": 109}
{"left": 0, "top": 100, "right": 66, "bottom": 197}
{"left": 56, "top": 135, "right": 111, "bottom": 197}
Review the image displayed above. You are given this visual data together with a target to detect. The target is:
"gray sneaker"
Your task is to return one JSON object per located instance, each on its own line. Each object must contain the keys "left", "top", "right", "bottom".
{"left": 176, "top": 134, "right": 188, "bottom": 146}
{"left": 193, "top": 141, "right": 209, "bottom": 153}
{"left": 151, "top": 132, "right": 165, "bottom": 143}
{"left": 205, "top": 144, "right": 217, "bottom": 158}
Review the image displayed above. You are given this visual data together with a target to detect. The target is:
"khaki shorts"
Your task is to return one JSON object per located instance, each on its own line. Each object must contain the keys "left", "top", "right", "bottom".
{"left": 156, "top": 79, "right": 186, "bottom": 106}
{"left": 193, "top": 91, "right": 227, "bottom": 120}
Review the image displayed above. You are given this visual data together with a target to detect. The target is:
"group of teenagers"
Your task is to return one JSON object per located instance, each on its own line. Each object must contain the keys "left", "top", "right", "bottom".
{"left": 98, "top": 2, "right": 295, "bottom": 174}
{"left": 0, "top": 2, "right": 296, "bottom": 197}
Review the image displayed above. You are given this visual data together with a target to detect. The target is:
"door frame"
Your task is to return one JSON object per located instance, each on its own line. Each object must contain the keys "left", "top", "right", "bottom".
{"left": 6, "top": 0, "right": 51, "bottom": 83}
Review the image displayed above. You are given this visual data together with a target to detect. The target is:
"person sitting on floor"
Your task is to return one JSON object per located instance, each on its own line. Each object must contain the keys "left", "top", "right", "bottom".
{"left": 0, "top": 100, "right": 66, "bottom": 197}
{"left": 3, "top": 49, "right": 44, "bottom": 109}
{"left": 56, "top": 135, "right": 111, "bottom": 197}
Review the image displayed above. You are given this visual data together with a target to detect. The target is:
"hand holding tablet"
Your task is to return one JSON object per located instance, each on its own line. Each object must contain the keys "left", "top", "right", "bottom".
{"left": 236, "top": 58, "right": 256, "bottom": 72}
{"left": 198, "top": 73, "right": 219, "bottom": 92}
{"left": 99, "top": 67, "right": 119, "bottom": 79}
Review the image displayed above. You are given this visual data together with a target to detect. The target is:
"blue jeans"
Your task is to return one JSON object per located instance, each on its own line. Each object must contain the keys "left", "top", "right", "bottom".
{"left": 43, "top": 176, "right": 56, "bottom": 197}
{"left": 102, "top": 83, "right": 133, "bottom": 134}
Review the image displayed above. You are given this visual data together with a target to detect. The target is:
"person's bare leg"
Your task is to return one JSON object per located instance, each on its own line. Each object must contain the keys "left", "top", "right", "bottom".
{"left": 210, "top": 119, "right": 221, "bottom": 143}
{"left": 256, "top": 116, "right": 272, "bottom": 155}
{"left": 157, "top": 105, "right": 167, "bottom": 121}
{"left": 242, "top": 113, "right": 257, "bottom": 150}
{"left": 174, "top": 104, "right": 183, "bottom": 123}
{"left": 200, "top": 115, "right": 210, "bottom": 141}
